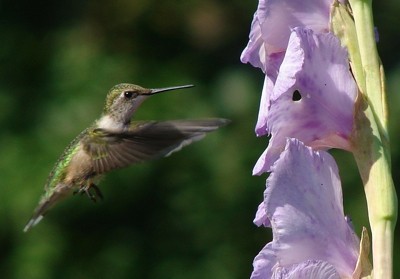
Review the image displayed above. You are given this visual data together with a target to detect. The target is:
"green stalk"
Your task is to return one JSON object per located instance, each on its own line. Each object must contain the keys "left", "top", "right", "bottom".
{"left": 353, "top": 98, "right": 396, "bottom": 279}
{"left": 332, "top": 0, "right": 397, "bottom": 278}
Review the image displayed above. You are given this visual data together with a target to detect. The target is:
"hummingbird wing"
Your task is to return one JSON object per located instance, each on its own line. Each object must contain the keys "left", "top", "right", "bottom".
{"left": 83, "top": 118, "right": 229, "bottom": 174}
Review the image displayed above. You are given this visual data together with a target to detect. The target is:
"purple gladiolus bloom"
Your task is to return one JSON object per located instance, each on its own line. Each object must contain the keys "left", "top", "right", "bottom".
{"left": 251, "top": 139, "right": 359, "bottom": 279}
{"left": 241, "top": 0, "right": 353, "bottom": 143}
{"left": 253, "top": 28, "right": 357, "bottom": 174}
{"left": 241, "top": 0, "right": 333, "bottom": 137}
{"left": 241, "top": 0, "right": 332, "bottom": 72}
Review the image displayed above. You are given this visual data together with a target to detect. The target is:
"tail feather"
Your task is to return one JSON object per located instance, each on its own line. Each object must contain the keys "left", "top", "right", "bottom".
{"left": 24, "top": 187, "right": 71, "bottom": 232}
{"left": 24, "top": 200, "right": 51, "bottom": 232}
{"left": 24, "top": 215, "right": 44, "bottom": 232}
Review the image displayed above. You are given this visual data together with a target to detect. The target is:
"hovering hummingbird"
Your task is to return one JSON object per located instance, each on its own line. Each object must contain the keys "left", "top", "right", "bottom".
{"left": 24, "top": 83, "right": 229, "bottom": 232}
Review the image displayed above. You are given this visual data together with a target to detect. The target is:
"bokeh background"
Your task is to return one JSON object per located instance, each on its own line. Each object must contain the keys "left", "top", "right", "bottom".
{"left": 0, "top": 0, "right": 399, "bottom": 278}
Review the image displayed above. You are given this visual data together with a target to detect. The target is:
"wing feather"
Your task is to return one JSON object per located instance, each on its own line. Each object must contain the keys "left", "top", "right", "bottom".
{"left": 82, "top": 119, "right": 229, "bottom": 174}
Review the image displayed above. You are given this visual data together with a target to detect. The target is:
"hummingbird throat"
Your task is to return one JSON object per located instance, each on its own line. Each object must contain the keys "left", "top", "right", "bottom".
{"left": 96, "top": 115, "right": 128, "bottom": 130}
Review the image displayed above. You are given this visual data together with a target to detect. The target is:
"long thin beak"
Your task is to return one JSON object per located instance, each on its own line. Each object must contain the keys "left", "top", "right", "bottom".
{"left": 145, "top": 84, "right": 194, "bottom": 95}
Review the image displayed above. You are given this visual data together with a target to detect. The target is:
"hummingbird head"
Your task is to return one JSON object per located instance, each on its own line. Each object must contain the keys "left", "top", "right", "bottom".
{"left": 100, "top": 83, "right": 194, "bottom": 128}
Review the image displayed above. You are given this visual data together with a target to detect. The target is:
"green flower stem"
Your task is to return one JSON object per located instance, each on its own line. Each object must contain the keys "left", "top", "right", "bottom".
{"left": 335, "top": 0, "right": 398, "bottom": 277}
{"left": 349, "top": 0, "right": 388, "bottom": 132}
{"left": 353, "top": 102, "right": 396, "bottom": 279}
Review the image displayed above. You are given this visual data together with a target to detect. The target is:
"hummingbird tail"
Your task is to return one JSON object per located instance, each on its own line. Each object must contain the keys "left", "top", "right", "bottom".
{"left": 24, "top": 187, "right": 71, "bottom": 232}
{"left": 24, "top": 198, "right": 54, "bottom": 232}
{"left": 23, "top": 215, "right": 44, "bottom": 233}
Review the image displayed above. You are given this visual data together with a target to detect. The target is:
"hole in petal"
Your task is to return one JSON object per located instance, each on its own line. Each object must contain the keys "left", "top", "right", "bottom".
{"left": 292, "top": 90, "right": 302, "bottom": 101}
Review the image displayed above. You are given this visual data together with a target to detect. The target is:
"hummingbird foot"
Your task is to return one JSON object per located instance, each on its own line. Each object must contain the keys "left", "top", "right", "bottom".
{"left": 75, "top": 183, "right": 104, "bottom": 202}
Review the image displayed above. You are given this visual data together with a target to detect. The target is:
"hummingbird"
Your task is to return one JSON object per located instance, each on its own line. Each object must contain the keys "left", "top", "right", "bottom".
{"left": 24, "top": 83, "right": 229, "bottom": 232}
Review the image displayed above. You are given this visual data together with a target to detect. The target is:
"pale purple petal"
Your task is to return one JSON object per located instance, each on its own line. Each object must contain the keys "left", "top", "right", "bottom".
{"left": 254, "top": 28, "right": 357, "bottom": 173}
{"left": 253, "top": 137, "right": 283, "bottom": 175}
{"left": 257, "top": 0, "right": 331, "bottom": 52}
{"left": 241, "top": 14, "right": 268, "bottom": 72}
{"left": 255, "top": 53, "right": 285, "bottom": 136}
{"left": 254, "top": 201, "right": 270, "bottom": 227}
{"left": 251, "top": 243, "right": 277, "bottom": 279}
{"left": 255, "top": 139, "right": 359, "bottom": 277}
{"left": 241, "top": 0, "right": 332, "bottom": 70}
{"left": 251, "top": 249, "right": 341, "bottom": 279}
{"left": 272, "top": 260, "right": 340, "bottom": 279}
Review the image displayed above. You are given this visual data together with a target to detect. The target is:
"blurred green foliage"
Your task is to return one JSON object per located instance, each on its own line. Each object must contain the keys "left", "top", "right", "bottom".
{"left": 0, "top": 0, "right": 399, "bottom": 278}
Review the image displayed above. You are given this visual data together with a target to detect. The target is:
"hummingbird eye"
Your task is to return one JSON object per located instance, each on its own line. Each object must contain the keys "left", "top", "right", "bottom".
{"left": 123, "top": 91, "right": 138, "bottom": 99}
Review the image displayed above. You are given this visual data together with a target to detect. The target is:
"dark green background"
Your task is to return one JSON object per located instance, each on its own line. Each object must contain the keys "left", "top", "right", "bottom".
{"left": 0, "top": 0, "right": 399, "bottom": 278}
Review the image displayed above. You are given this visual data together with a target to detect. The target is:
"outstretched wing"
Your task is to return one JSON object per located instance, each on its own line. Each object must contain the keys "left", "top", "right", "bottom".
{"left": 82, "top": 119, "right": 229, "bottom": 174}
